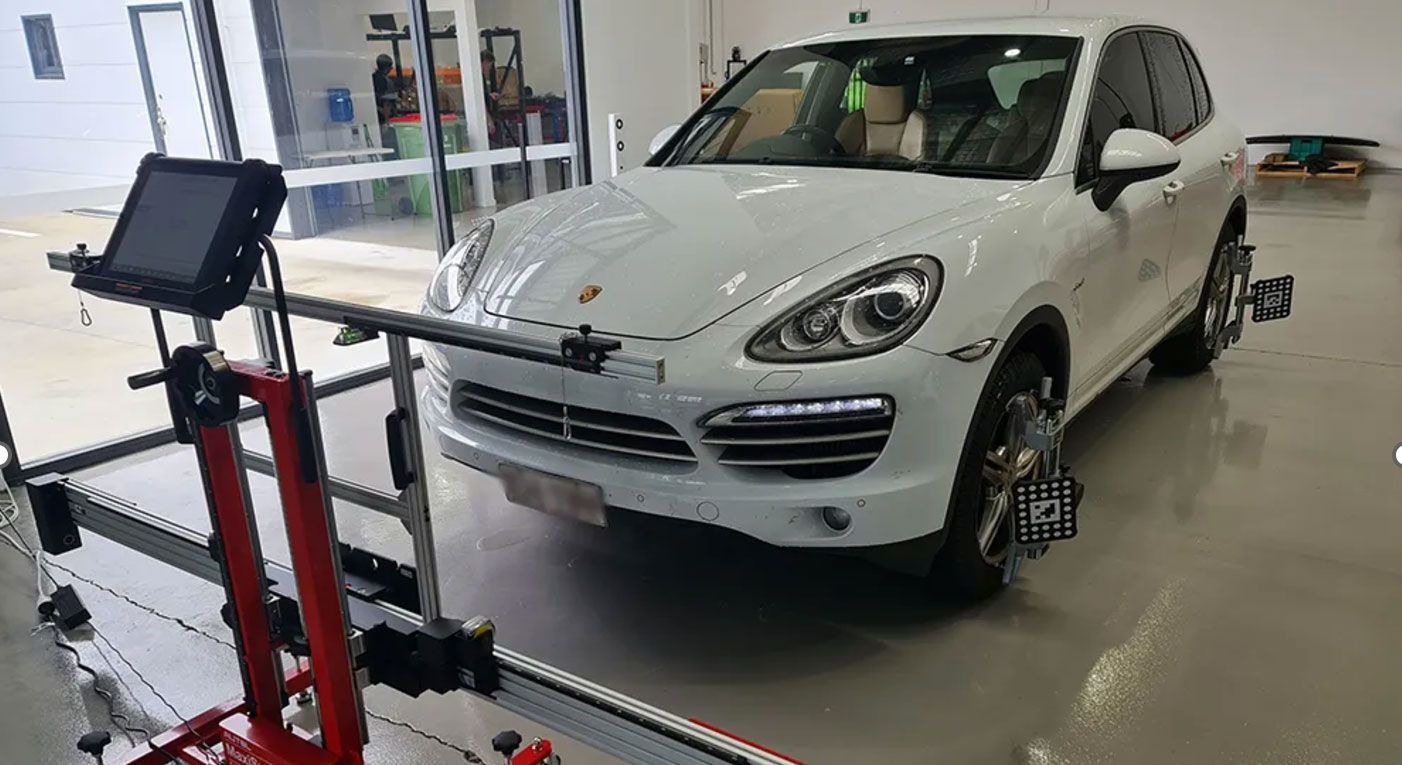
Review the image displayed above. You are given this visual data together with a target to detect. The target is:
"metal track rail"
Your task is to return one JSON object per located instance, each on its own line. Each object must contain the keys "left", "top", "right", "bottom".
{"left": 46, "top": 252, "right": 665, "bottom": 385}
{"left": 32, "top": 475, "right": 794, "bottom": 765}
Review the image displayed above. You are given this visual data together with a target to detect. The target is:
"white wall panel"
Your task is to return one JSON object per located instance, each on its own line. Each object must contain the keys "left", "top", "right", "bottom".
{"left": 579, "top": 0, "right": 702, "bottom": 180}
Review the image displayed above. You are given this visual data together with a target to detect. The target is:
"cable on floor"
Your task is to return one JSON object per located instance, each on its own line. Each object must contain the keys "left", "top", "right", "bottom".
{"left": 46, "top": 624, "right": 150, "bottom": 747}
{"left": 366, "top": 710, "right": 486, "bottom": 764}
{"left": 2, "top": 525, "right": 485, "bottom": 763}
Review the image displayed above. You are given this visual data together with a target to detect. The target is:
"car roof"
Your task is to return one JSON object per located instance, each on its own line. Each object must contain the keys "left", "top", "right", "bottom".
{"left": 775, "top": 15, "right": 1156, "bottom": 49}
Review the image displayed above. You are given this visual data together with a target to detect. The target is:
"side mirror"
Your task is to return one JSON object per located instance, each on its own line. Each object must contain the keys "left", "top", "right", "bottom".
{"left": 1092, "top": 128, "right": 1181, "bottom": 212}
{"left": 649, "top": 124, "right": 681, "bottom": 156}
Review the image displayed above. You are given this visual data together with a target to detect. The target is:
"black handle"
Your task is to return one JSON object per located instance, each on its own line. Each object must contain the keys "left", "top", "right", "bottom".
{"left": 385, "top": 408, "right": 414, "bottom": 491}
{"left": 127, "top": 366, "right": 175, "bottom": 391}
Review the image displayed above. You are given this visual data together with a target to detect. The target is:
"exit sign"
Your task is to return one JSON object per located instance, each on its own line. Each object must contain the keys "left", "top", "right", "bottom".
{"left": 849, "top": 9, "right": 870, "bottom": 24}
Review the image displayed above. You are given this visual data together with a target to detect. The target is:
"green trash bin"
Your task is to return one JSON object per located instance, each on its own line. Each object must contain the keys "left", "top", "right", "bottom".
{"left": 389, "top": 114, "right": 464, "bottom": 215}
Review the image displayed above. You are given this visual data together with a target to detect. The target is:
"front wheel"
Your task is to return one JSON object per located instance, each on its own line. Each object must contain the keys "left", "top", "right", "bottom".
{"left": 1150, "top": 224, "right": 1237, "bottom": 375}
{"left": 931, "top": 352, "right": 1047, "bottom": 599}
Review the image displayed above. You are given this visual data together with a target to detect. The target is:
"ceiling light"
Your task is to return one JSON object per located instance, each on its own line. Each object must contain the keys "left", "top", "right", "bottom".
{"left": 1004, "top": 48, "right": 1022, "bottom": 58}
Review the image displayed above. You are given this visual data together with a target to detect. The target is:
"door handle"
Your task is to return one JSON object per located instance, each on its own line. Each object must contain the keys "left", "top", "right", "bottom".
{"left": 1162, "top": 180, "right": 1186, "bottom": 204}
{"left": 1220, "top": 151, "right": 1240, "bottom": 168}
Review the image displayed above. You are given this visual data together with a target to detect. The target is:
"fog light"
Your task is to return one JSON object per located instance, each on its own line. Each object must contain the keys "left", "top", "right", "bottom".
{"left": 821, "top": 506, "right": 852, "bottom": 532}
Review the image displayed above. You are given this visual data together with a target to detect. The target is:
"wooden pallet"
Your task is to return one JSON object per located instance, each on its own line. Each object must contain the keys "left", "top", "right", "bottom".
{"left": 1255, "top": 152, "right": 1367, "bottom": 179}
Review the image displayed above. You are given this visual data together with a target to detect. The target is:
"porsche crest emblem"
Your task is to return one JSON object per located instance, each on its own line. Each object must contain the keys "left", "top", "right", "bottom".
{"left": 578, "top": 285, "right": 603, "bottom": 304}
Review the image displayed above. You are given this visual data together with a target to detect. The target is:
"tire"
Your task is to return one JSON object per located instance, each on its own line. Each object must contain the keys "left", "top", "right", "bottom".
{"left": 931, "top": 351, "right": 1047, "bottom": 600}
{"left": 1149, "top": 222, "right": 1238, "bottom": 375}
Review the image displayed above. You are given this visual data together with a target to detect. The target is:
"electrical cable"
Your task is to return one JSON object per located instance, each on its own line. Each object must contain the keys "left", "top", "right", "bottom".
{"left": 365, "top": 710, "right": 486, "bottom": 764}
{"left": 0, "top": 530, "right": 210, "bottom": 763}
{"left": 46, "top": 625, "right": 149, "bottom": 748}
{"left": 3, "top": 531, "right": 485, "bottom": 762}
{"left": 90, "top": 628, "right": 222, "bottom": 764}
{"left": 258, "top": 234, "right": 302, "bottom": 409}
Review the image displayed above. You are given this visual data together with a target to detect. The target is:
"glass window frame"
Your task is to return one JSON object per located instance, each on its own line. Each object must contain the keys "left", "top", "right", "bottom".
{"left": 1140, "top": 30, "right": 1199, "bottom": 143}
{"left": 1075, "top": 30, "right": 1158, "bottom": 188}
{"left": 1177, "top": 36, "right": 1214, "bottom": 128}
{"left": 22, "top": 14, "right": 65, "bottom": 80}
{"left": 653, "top": 35, "right": 1083, "bottom": 181}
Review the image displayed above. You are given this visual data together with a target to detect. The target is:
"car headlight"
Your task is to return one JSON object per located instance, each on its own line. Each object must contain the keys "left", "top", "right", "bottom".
{"left": 748, "top": 256, "right": 942, "bottom": 363}
{"left": 426, "top": 219, "right": 494, "bottom": 313}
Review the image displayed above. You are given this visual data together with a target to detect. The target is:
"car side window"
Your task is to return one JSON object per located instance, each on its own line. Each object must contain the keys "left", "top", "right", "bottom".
{"left": 1178, "top": 38, "right": 1213, "bottom": 125}
{"left": 1142, "top": 32, "right": 1197, "bottom": 141}
{"left": 1078, "top": 32, "right": 1155, "bottom": 184}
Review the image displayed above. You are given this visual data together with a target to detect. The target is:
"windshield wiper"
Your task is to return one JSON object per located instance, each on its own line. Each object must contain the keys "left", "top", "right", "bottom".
{"left": 913, "top": 162, "right": 1027, "bottom": 179}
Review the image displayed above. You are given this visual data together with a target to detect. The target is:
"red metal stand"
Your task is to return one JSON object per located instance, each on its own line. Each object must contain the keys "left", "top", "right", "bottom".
{"left": 122, "top": 362, "right": 365, "bottom": 765}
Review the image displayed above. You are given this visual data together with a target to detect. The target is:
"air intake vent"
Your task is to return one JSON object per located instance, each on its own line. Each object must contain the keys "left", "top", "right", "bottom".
{"left": 456, "top": 383, "right": 696, "bottom": 463}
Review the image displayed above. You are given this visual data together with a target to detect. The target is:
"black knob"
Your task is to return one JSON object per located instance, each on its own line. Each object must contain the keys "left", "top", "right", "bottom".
{"left": 77, "top": 731, "right": 112, "bottom": 762}
{"left": 492, "top": 730, "right": 523, "bottom": 757}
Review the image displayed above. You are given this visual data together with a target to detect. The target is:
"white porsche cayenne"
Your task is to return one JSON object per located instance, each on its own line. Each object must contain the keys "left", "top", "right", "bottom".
{"left": 421, "top": 16, "right": 1248, "bottom": 597}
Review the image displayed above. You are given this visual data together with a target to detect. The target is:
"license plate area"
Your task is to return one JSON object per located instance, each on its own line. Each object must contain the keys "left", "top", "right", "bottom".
{"left": 500, "top": 463, "right": 607, "bottom": 527}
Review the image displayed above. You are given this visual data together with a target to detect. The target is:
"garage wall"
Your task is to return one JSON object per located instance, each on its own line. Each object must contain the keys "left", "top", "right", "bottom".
{"left": 0, "top": 0, "right": 277, "bottom": 200}
{"left": 0, "top": 1, "right": 162, "bottom": 196}
{"left": 579, "top": 0, "right": 703, "bottom": 180}
{"left": 712, "top": 0, "right": 1402, "bottom": 169}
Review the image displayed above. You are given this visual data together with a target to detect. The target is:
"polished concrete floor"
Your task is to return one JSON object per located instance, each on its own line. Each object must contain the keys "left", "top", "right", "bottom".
{"left": 3, "top": 173, "right": 1402, "bottom": 764}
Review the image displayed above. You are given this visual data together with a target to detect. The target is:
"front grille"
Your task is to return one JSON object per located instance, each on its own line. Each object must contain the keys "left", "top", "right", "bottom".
{"left": 456, "top": 383, "right": 697, "bottom": 463}
{"left": 701, "top": 409, "right": 895, "bottom": 479}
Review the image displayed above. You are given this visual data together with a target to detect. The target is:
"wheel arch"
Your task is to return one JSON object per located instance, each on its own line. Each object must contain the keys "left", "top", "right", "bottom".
{"left": 997, "top": 305, "right": 1073, "bottom": 400}
{"left": 919, "top": 304, "right": 1072, "bottom": 571}
{"left": 1227, "top": 195, "right": 1248, "bottom": 237}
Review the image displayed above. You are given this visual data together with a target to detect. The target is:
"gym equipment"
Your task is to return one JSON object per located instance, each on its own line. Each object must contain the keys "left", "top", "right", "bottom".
{"left": 31, "top": 155, "right": 791, "bottom": 765}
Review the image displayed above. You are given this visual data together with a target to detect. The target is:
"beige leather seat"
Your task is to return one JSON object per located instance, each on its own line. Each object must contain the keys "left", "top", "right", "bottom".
{"left": 836, "top": 84, "right": 928, "bottom": 160}
{"left": 986, "top": 72, "right": 1065, "bottom": 166}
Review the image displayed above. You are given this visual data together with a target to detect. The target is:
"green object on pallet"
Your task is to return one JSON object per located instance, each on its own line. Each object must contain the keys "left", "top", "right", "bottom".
{"left": 1287, "top": 137, "right": 1324, "bottom": 162}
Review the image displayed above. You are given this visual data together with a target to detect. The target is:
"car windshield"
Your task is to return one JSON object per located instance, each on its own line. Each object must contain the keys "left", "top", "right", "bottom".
{"left": 662, "top": 35, "right": 1079, "bottom": 178}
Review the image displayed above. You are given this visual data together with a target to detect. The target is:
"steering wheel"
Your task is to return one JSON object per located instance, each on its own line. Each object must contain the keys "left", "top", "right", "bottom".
{"left": 782, "top": 124, "right": 848, "bottom": 156}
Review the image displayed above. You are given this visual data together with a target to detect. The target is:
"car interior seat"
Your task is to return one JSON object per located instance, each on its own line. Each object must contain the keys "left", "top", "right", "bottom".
{"left": 836, "top": 83, "right": 928, "bottom": 160}
{"left": 986, "top": 71, "right": 1066, "bottom": 166}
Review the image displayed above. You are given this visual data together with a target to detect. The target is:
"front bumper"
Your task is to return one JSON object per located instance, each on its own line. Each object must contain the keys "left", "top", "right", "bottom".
{"left": 422, "top": 321, "right": 994, "bottom": 548}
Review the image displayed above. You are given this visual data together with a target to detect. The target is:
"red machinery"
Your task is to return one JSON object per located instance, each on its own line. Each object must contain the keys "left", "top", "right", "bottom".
{"left": 123, "top": 358, "right": 366, "bottom": 765}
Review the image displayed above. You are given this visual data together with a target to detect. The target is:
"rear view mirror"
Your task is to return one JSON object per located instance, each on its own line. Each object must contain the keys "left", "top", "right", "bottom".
{"left": 650, "top": 124, "right": 681, "bottom": 156}
{"left": 1093, "top": 128, "right": 1182, "bottom": 211}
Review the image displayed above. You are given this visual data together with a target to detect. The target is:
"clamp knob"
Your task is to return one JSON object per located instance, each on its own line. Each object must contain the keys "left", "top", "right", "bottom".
{"left": 128, "top": 343, "right": 240, "bottom": 426}
{"left": 77, "top": 731, "right": 112, "bottom": 763}
{"left": 492, "top": 730, "right": 523, "bottom": 760}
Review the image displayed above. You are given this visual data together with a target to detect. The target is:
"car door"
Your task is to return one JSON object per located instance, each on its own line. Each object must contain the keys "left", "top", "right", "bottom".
{"left": 1141, "top": 31, "right": 1230, "bottom": 312}
{"left": 1073, "top": 31, "right": 1176, "bottom": 387}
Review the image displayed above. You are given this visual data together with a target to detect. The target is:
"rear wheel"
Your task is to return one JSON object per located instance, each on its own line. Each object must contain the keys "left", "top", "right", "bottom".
{"left": 1150, "top": 223, "right": 1237, "bottom": 375}
{"left": 932, "top": 352, "right": 1046, "bottom": 599}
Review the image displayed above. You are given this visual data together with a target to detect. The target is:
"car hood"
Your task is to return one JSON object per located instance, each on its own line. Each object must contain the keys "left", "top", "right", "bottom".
{"left": 476, "top": 165, "right": 1013, "bottom": 340}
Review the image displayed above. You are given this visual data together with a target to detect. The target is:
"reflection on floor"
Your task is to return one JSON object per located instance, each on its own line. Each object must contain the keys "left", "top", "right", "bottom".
{"left": 2, "top": 173, "right": 1402, "bottom": 764}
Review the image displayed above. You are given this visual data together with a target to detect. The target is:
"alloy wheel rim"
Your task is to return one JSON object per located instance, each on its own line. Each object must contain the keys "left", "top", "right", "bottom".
{"left": 978, "top": 393, "right": 1043, "bottom": 565}
{"left": 1202, "top": 243, "right": 1234, "bottom": 349}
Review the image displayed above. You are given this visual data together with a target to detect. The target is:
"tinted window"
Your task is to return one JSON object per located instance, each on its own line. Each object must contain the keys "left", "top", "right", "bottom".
{"left": 1079, "top": 33, "right": 1155, "bottom": 181}
{"left": 1179, "top": 38, "right": 1212, "bottom": 123}
{"left": 1142, "top": 32, "right": 1197, "bottom": 141}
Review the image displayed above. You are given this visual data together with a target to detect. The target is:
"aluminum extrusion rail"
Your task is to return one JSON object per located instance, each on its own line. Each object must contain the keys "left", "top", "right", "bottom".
{"left": 46, "top": 251, "right": 666, "bottom": 385}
